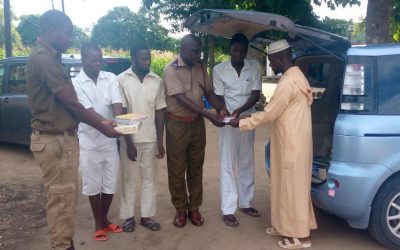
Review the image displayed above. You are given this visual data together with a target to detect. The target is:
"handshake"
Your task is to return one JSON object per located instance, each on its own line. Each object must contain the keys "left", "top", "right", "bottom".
{"left": 207, "top": 106, "right": 249, "bottom": 128}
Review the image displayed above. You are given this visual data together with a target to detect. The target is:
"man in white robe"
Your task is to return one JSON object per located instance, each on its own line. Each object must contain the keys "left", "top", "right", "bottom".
{"left": 231, "top": 40, "right": 317, "bottom": 249}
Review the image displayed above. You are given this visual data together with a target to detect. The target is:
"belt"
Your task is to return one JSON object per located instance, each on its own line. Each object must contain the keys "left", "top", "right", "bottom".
{"left": 33, "top": 126, "right": 78, "bottom": 137}
{"left": 167, "top": 112, "right": 201, "bottom": 123}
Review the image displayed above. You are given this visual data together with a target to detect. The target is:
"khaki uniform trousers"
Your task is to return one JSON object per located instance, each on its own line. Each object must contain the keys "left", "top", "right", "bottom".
{"left": 165, "top": 118, "right": 206, "bottom": 211}
{"left": 30, "top": 130, "right": 79, "bottom": 250}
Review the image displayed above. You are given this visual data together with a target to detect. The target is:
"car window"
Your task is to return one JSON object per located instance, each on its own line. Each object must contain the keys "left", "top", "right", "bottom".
{"left": 8, "top": 63, "right": 27, "bottom": 94}
{"left": 377, "top": 55, "right": 400, "bottom": 115}
{"left": 65, "top": 63, "right": 82, "bottom": 78}
{"left": 102, "top": 60, "right": 131, "bottom": 75}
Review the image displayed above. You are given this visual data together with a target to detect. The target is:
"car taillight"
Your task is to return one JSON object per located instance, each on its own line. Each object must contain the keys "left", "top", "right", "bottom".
{"left": 341, "top": 64, "right": 366, "bottom": 111}
{"left": 343, "top": 64, "right": 364, "bottom": 95}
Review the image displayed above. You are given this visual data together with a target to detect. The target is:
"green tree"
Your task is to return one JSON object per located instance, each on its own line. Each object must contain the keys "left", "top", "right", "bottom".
{"left": 319, "top": 17, "right": 354, "bottom": 38}
{"left": 17, "top": 14, "right": 39, "bottom": 46}
{"left": 314, "top": 0, "right": 396, "bottom": 44}
{"left": 91, "top": 6, "right": 178, "bottom": 51}
{"left": 72, "top": 26, "right": 89, "bottom": 48}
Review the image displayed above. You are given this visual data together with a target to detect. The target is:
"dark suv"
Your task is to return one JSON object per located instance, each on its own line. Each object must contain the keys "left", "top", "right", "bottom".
{"left": 0, "top": 56, "right": 131, "bottom": 145}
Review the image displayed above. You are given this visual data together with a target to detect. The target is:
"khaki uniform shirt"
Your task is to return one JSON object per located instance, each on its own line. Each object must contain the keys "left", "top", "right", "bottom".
{"left": 116, "top": 67, "right": 166, "bottom": 143}
{"left": 26, "top": 38, "right": 78, "bottom": 132}
{"left": 163, "top": 55, "right": 213, "bottom": 116}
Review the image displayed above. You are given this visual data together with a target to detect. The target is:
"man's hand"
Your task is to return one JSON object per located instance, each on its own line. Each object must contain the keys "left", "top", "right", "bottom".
{"left": 229, "top": 118, "right": 239, "bottom": 127}
{"left": 218, "top": 106, "right": 230, "bottom": 119}
{"left": 156, "top": 142, "right": 165, "bottom": 159}
{"left": 101, "top": 120, "right": 124, "bottom": 137}
{"left": 231, "top": 109, "right": 242, "bottom": 119}
{"left": 208, "top": 113, "right": 225, "bottom": 127}
{"left": 229, "top": 115, "right": 250, "bottom": 128}
{"left": 127, "top": 143, "right": 137, "bottom": 161}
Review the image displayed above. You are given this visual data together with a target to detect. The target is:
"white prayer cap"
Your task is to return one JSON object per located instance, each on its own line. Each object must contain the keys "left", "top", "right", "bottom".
{"left": 268, "top": 39, "right": 291, "bottom": 55}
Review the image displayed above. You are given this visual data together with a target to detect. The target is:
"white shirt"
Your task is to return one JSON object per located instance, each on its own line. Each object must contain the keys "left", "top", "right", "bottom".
{"left": 116, "top": 67, "right": 166, "bottom": 143}
{"left": 213, "top": 59, "right": 262, "bottom": 116}
{"left": 72, "top": 70, "right": 122, "bottom": 151}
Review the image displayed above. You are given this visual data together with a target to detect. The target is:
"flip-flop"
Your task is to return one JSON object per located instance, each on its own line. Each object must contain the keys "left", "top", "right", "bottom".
{"left": 104, "top": 223, "right": 123, "bottom": 233}
{"left": 239, "top": 207, "right": 261, "bottom": 217}
{"left": 278, "top": 238, "right": 312, "bottom": 249}
{"left": 93, "top": 229, "right": 108, "bottom": 241}
{"left": 265, "top": 227, "right": 281, "bottom": 236}
{"left": 140, "top": 218, "right": 161, "bottom": 231}
{"left": 122, "top": 219, "right": 136, "bottom": 232}
{"left": 222, "top": 214, "right": 239, "bottom": 227}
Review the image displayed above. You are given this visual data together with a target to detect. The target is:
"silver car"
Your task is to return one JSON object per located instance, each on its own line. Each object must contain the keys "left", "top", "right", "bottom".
{"left": 185, "top": 9, "right": 400, "bottom": 249}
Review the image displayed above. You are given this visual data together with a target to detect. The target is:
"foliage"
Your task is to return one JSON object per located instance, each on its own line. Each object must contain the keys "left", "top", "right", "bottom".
{"left": 72, "top": 26, "right": 90, "bottom": 48}
{"left": 319, "top": 17, "right": 354, "bottom": 38}
{"left": 151, "top": 51, "right": 175, "bottom": 76}
{"left": 0, "top": 3, "right": 22, "bottom": 49}
{"left": 17, "top": 15, "right": 39, "bottom": 46}
{"left": 312, "top": 0, "right": 361, "bottom": 10}
{"left": 91, "top": 6, "right": 178, "bottom": 51}
{"left": 101, "top": 48, "right": 175, "bottom": 77}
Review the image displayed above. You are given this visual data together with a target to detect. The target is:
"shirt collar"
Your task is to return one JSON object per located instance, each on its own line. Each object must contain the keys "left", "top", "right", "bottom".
{"left": 125, "top": 66, "right": 157, "bottom": 79}
{"left": 77, "top": 69, "right": 107, "bottom": 83}
{"left": 223, "top": 59, "right": 251, "bottom": 70}
{"left": 36, "top": 37, "right": 61, "bottom": 62}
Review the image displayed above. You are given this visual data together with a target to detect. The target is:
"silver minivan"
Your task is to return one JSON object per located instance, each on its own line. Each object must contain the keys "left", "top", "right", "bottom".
{"left": 185, "top": 9, "right": 400, "bottom": 249}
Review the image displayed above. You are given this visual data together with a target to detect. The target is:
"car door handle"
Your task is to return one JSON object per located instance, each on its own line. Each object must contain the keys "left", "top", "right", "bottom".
{"left": 2, "top": 97, "right": 11, "bottom": 103}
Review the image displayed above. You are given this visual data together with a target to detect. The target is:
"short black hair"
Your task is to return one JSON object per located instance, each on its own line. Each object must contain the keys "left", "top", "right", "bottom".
{"left": 39, "top": 10, "right": 72, "bottom": 35}
{"left": 180, "top": 34, "right": 202, "bottom": 48}
{"left": 130, "top": 43, "right": 150, "bottom": 58}
{"left": 230, "top": 33, "right": 248, "bottom": 47}
{"left": 80, "top": 43, "right": 101, "bottom": 59}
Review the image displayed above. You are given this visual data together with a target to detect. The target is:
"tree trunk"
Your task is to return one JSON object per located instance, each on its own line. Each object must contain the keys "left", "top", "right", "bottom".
{"left": 365, "top": 0, "right": 392, "bottom": 44}
{"left": 207, "top": 35, "right": 215, "bottom": 79}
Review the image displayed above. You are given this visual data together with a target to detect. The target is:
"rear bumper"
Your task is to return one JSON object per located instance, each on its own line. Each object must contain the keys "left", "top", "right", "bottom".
{"left": 311, "top": 160, "right": 392, "bottom": 229}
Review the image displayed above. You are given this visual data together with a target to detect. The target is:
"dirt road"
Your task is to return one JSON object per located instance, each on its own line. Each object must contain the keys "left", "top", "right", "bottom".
{"left": 0, "top": 123, "right": 387, "bottom": 250}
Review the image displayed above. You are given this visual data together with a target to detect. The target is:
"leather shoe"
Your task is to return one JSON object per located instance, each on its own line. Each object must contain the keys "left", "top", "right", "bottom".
{"left": 188, "top": 209, "right": 204, "bottom": 226}
{"left": 173, "top": 211, "right": 187, "bottom": 228}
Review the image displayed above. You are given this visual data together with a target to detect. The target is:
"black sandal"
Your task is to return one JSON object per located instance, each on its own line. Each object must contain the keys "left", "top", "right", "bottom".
{"left": 140, "top": 218, "right": 161, "bottom": 231}
{"left": 222, "top": 214, "right": 239, "bottom": 227}
{"left": 239, "top": 207, "right": 261, "bottom": 217}
{"left": 122, "top": 218, "right": 136, "bottom": 232}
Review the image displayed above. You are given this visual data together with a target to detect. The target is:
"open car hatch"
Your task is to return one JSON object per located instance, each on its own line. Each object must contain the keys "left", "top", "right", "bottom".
{"left": 184, "top": 9, "right": 351, "bottom": 57}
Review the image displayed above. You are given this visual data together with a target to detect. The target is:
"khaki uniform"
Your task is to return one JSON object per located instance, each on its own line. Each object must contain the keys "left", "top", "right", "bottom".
{"left": 239, "top": 66, "right": 317, "bottom": 238}
{"left": 163, "top": 56, "right": 212, "bottom": 211}
{"left": 27, "top": 38, "right": 79, "bottom": 250}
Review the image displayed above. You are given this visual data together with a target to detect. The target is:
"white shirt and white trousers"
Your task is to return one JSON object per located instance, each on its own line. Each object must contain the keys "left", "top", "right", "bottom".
{"left": 72, "top": 70, "right": 122, "bottom": 196}
{"left": 117, "top": 68, "right": 167, "bottom": 219}
{"left": 213, "top": 60, "right": 262, "bottom": 215}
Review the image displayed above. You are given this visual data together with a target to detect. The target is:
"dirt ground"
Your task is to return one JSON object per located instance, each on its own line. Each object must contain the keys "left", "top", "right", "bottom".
{"left": 0, "top": 120, "right": 388, "bottom": 250}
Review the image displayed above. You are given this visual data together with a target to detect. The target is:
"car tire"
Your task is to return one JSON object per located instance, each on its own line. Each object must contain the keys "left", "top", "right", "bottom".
{"left": 369, "top": 175, "right": 400, "bottom": 249}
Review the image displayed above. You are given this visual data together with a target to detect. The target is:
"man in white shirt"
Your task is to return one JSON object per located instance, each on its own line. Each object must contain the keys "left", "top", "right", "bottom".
{"left": 213, "top": 33, "right": 262, "bottom": 227}
{"left": 72, "top": 43, "right": 123, "bottom": 241}
{"left": 117, "top": 43, "right": 166, "bottom": 232}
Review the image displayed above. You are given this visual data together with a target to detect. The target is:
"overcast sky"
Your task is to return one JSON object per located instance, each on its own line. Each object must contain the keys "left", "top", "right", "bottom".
{"left": 9, "top": 0, "right": 368, "bottom": 36}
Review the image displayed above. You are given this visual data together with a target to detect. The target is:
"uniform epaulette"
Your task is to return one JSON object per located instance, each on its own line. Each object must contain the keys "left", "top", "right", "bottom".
{"left": 171, "top": 59, "right": 179, "bottom": 69}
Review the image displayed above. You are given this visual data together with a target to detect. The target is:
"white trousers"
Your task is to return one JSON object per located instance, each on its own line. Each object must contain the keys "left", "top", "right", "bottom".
{"left": 219, "top": 126, "right": 255, "bottom": 215}
{"left": 119, "top": 140, "right": 159, "bottom": 219}
{"left": 79, "top": 147, "right": 119, "bottom": 196}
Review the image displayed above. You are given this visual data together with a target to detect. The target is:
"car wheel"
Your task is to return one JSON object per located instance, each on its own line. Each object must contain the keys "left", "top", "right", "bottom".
{"left": 369, "top": 175, "right": 400, "bottom": 249}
